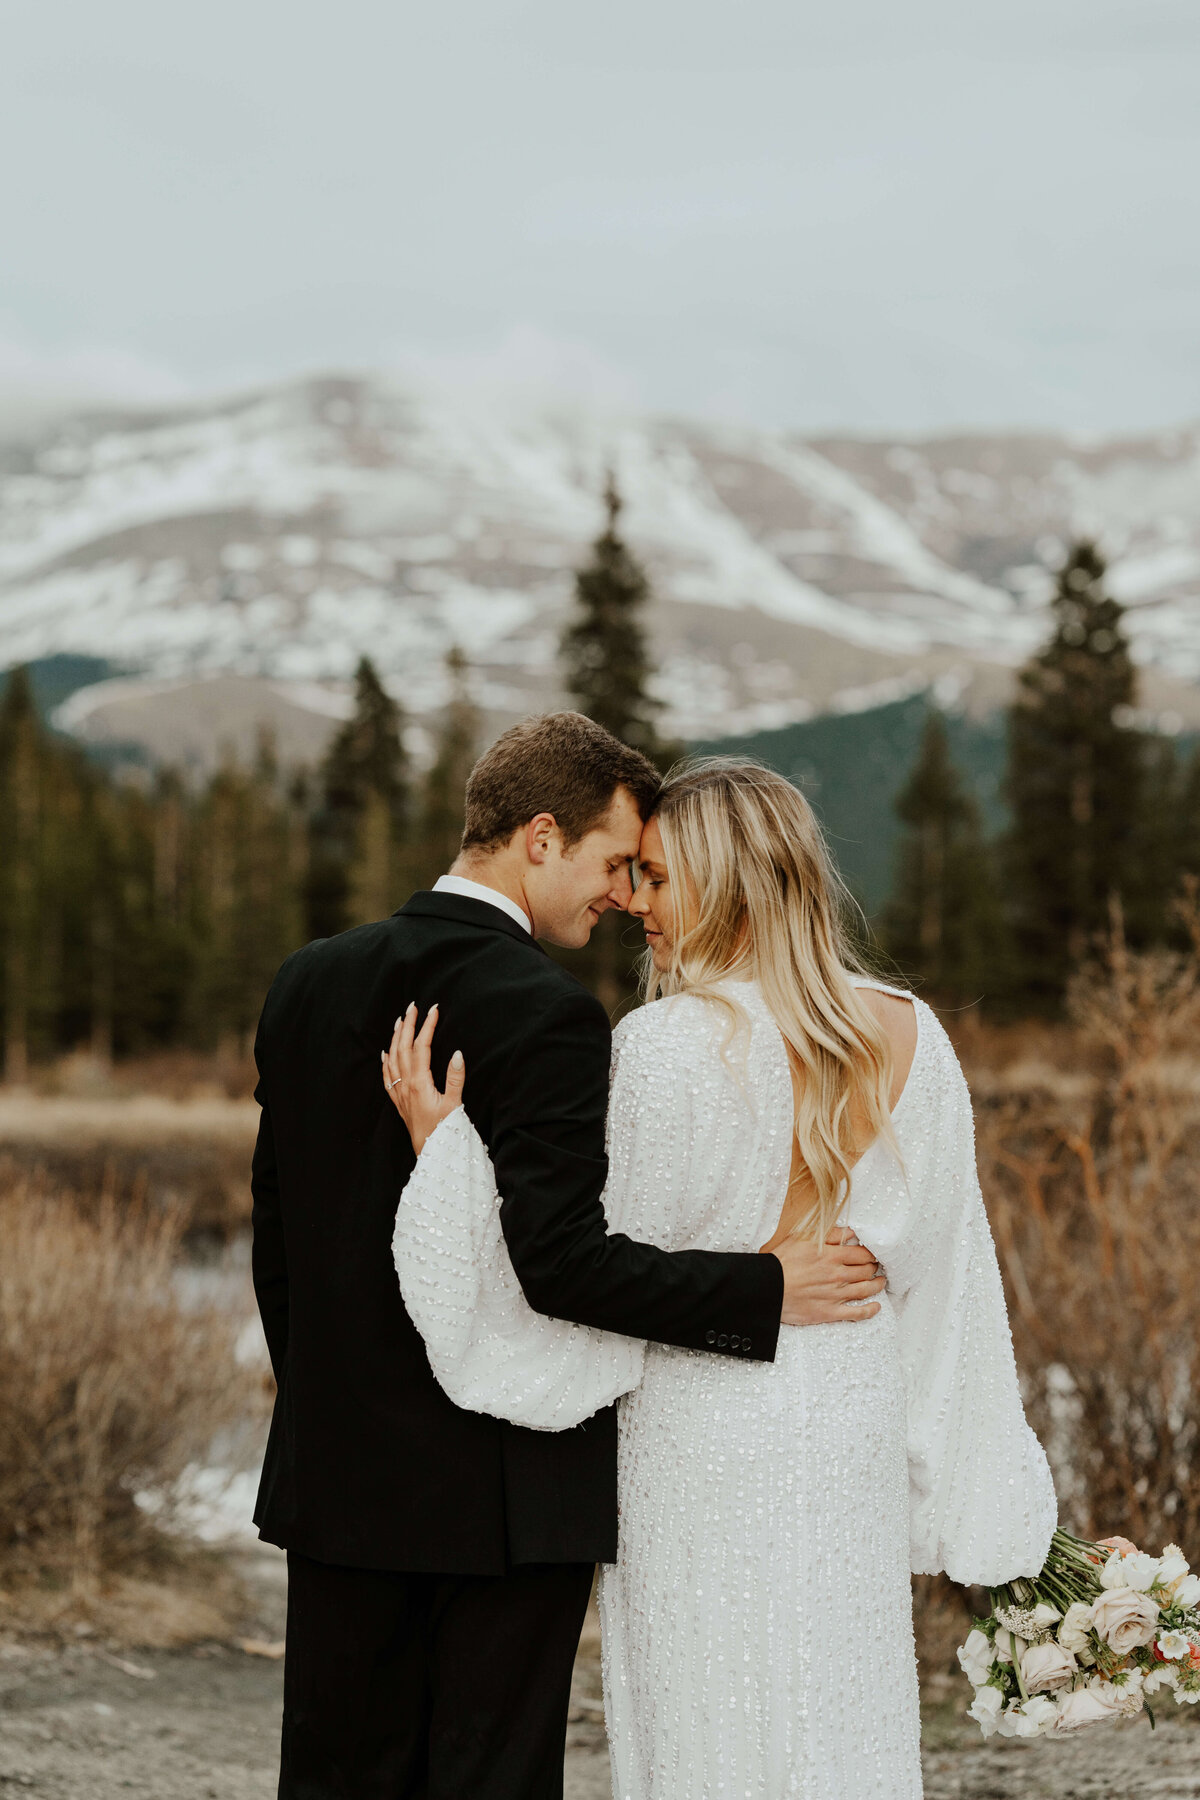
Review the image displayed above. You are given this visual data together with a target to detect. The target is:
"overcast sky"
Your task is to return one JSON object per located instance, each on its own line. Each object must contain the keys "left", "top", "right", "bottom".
{"left": 3, "top": 0, "right": 1198, "bottom": 434}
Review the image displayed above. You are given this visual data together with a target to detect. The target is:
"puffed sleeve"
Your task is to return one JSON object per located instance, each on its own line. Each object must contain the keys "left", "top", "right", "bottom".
{"left": 391, "top": 1102, "right": 645, "bottom": 1431}
{"left": 891, "top": 1018, "right": 1057, "bottom": 1586}
{"left": 393, "top": 1002, "right": 708, "bottom": 1431}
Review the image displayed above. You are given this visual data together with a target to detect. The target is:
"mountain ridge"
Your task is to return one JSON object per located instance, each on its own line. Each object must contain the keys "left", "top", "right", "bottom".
{"left": 2, "top": 374, "right": 1199, "bottom": 748}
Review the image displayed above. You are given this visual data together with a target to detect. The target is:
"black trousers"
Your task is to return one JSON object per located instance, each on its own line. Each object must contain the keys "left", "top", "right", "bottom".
{"left": 278, "top": 1552, "right": 595, "bottom": 1800}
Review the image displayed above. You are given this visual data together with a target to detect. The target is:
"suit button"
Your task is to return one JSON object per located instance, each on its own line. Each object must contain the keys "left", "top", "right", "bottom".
{"left": 730, "top": 1334, "right": 741, "bottom": 1349}
{"left": 705, "top": 1330, "right": 717, "bottom": 1345}
{"left": 742, "top": 1338, "right": 751, "bottom": 1352}
{"left": 717, "top": 1334, "right": 729, "bottom": 1348}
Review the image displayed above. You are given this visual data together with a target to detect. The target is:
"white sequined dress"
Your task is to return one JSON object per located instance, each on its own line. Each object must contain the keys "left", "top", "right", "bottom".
{"left": 392, "top": 980, "right": 1056, "bottom": 1799}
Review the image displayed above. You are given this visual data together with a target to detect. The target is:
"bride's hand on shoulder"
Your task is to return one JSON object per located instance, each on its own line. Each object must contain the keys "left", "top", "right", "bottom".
{"left": 381, "top": 1003, "right": 466, "bottom": 1155}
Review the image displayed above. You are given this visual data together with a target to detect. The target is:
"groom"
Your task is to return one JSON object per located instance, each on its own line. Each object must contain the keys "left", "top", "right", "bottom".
{"left": 251, "top": 710, "right": 886, "bottom": 1799}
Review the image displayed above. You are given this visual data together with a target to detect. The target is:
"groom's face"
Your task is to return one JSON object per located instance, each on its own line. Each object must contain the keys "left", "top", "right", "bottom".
{"left": 531, "top": 786, "right": 644, "bottom": 948}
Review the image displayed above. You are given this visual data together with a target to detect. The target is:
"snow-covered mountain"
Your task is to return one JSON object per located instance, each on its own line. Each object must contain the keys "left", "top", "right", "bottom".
{"left": 2, "top": 374, "right": 1199, "bottom": 751}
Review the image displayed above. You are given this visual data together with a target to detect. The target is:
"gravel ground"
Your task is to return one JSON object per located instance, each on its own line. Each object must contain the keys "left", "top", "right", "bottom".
{"left": 3, "top": 1556, "right": 1199, "bottom": 1799}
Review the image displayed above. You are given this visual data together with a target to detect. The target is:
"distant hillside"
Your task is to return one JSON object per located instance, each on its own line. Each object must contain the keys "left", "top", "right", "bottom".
{"left": 0, "top": 653, "right": 119, "bottom": 720}
{"left": 700, "top": 698, "right": 1009, "bottom": 912}
{"left": 0, "top": 653, "right": 156, "bottom": 773}
{"left": 703, "top": 699, "right": 1200, "bottom": 913}
{"left": 3, "top": 374, "right": 1200, "bottom": 750}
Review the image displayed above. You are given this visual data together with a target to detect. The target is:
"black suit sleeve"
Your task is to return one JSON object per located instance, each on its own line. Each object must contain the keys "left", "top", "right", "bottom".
{"left": 251, "top": 1041, "right": 290, "bottom": 1383}
{"left": 487, "top": 989, "right": 784, "bottom": 1363}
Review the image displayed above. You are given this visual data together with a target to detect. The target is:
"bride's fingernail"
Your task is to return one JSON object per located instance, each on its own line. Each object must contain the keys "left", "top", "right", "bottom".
{"left": 450, "top": 1050, "right": 463, "bottom": 1068}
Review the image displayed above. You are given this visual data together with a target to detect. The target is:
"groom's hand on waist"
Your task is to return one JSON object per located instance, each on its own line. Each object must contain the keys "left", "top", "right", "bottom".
{"left": 771, "top": 1228, "right": 886, "bottom": 1327}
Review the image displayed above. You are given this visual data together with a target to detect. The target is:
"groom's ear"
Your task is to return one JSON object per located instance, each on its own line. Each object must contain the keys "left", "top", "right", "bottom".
{"left": 524, "top": 812, "right": 559, "bottom": 865}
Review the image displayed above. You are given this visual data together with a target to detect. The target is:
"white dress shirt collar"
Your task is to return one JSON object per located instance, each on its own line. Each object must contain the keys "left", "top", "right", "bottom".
{"left": 433, "top": 874, "right": 533, "bottom": 936}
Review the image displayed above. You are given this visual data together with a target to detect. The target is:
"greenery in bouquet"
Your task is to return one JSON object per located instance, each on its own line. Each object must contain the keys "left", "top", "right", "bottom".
{"left": 957, "top": 1531, "right": 1200, "bottom": 1738}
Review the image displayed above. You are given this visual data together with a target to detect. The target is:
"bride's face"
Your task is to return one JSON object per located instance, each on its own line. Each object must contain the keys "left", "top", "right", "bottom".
{"left": 628, "top": 817, "right": 697, "bottom": 971}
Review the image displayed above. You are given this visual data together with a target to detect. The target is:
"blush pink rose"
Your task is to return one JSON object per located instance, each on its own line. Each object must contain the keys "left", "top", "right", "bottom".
{"left": 1020, "top": 1641, "right": 1078, "bottom": 1694}
{"left": 1053, "top": 1688, "right": 1119, "bottom": 1733}
{"left": 1091, "top": 1587, "right": 1160, "bottom": 1655}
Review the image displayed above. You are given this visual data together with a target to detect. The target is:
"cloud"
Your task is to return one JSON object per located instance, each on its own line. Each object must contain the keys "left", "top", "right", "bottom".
{"left": 383, "top": 324, "right": 643, "bottom": 419}
{"left": 0, "top": 327, "right": 190, "bottom": 439}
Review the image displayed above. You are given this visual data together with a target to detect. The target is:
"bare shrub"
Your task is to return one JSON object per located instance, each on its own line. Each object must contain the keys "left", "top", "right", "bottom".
{"left": 0, "top": 1137, "right": 254, "bottom": 1238}
{"left": 973, "top": 896, "right": 1200, "bottom": 1552}
{"left": 0, "top": 1167, "right": 263, "bottom": 1596}
{"left": 0, "top": 1091, "right": 258, "bottom": 1236}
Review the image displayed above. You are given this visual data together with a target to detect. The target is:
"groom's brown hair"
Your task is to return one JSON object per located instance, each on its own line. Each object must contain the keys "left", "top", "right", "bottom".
{"left": 460, "top": 711, "right": 661, "bottom": 854}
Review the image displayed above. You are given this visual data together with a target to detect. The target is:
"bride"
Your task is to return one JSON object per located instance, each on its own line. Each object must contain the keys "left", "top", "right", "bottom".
{"left": 383, "top": 758, "right": 1056, "bottom": 1798}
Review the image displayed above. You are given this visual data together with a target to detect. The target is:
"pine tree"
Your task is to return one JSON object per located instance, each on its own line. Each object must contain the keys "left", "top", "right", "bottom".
{"left": 1130, "top": 735, "right": 1182, "bottom": 943}
{"left": 560, "top": 478, "right": 673, "bottom": 1011}
{"left": 307, "top": 657, "right": 408, "bottom": 935}
{"left": 417, "top": 646, "right": 479, "bottom": 887}
{"left": 561, "top": 474, "right": 666, "bottom": 763}
{"left": 44, "top": 739, "right": 96, "bottom": 1055}
{"left": 235, "top": 732, "right": 307, "bottom": 1042}
{"left": 0, "top": 671, "right": 99, "bottom": 1071}
{"left": 323, "top": 659, "right": 409, "bottom": 821}
{"left": 0, "top": 670, "right": 43, "bottom": 1081}
{"left": 87, "top": 781, "right": 120, "bottom": 1064}
{"left": 1006, "top": 540, "right": 1143, "bottom": 1002}
{"left": 189, "top": 736, "right": 307, "bottom": 1051}
{"left": 881, "top": 710, "right": 1005, "bottom": 1000}
{"left": 1177, "top": 744, "right": 1200, "bottom": 880}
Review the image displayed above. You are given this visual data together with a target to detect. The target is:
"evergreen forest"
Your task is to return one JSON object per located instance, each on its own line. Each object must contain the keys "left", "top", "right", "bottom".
{"left": 1, "top": 503, "right": 1196, "bottom": 1074}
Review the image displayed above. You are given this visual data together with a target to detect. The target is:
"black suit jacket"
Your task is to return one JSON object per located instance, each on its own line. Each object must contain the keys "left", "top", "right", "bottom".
{"left": 250, "top": 891, "right": 785, "bottom": 1574}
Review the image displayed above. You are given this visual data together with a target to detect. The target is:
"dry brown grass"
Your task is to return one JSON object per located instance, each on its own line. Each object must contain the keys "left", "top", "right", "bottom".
{"left": 970, "top": 898, "right": 1200, "bottom": 1554}
{"left": 0, "top": 1167, "right": 266, "bottom": 1617}
{"left": 906, "top": 902, "right": 1200, "bottom": 1681}
{"left": 31, "top": 1044, "right": 258, "bottom": 1102}
{"left": 0, "top": 1092, "right": 258, "bottom": 1236}
{"left": 0, "top": 1556, "right": 252, "bottom": 1648}
{"left": 6, "top": 945, "right": 1200, "bottom": 1668}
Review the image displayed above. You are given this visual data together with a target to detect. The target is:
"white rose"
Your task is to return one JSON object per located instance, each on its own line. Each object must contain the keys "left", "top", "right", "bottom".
{"left": 957, "top": 1630, "right": 994, "bottom": 1688}
{"left": 1099, "top": 1552, "right": 1128, "bottom": 1589}
{"left": 1175, "top": 1574, "right": 1200, "bottom": 1610}
{"left": 1058, "top": 1601, "right": 1095, "bottom": 1656}
{"left": 993, "top": 1627, "right": 1022, "bottom": 1664}
{"left": 1100, "top": 1550, "right": 1161, "bottom": 1593}
{"left": 1159, "top": 1546, "right": 1190, "bottom": 1592}
{"left": 967, "top": 1686, "right": 1004, "bottom": 1736}
{"left": 1053, "top": 1687, "right": 1119, "bottom": 1732}
{"left": 1022, "top": 1694, "right": 1060, "bottom": 1734}
{"left": 1157, "top": 1631, "right": 1191, "bottom": 1661}
{"left": 1006, "top": 1705, "right": 1044, "bottom": 1739}
{"left": 1020, "top": 1640, "right": 1079, "bottom": 1694}
{"left": 1031, "top": 1603, "right": 1063, "bottom": 1632}
{"left": 1091, "top": 1586, "right": 1161, "bottom": 1655}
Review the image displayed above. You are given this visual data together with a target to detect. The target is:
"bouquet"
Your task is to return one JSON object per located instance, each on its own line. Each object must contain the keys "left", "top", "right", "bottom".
{"left": 957, "top": 1530, "right": 1200, "bottom": 1737}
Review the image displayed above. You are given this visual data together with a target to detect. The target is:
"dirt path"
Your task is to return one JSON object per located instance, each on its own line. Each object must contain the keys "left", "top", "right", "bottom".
{"left": 5, "top": 1645, "right": 1199, "bottom": 1799}
{"left": 4, "top": 1559, "right": 1199, "bottom": 1800}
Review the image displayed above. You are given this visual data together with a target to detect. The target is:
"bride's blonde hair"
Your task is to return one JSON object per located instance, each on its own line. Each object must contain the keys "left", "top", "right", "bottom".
{"left": 643, "top": 758, "right": 901, "bottom": 1243}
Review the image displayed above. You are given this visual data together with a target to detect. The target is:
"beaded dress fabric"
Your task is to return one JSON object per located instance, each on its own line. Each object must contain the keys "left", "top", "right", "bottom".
{"left": 392, "top": 980, "right": 1056, "bottom": 1799}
